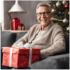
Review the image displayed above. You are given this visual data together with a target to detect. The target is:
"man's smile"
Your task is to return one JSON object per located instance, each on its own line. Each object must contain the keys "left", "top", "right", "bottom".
{"left": 41, "top": 19, "right": 47, "bottom": 21}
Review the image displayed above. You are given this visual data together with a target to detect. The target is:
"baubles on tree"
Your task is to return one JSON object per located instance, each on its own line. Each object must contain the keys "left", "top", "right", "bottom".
{"left": 56, "top": 1, "right": 61, "bottom": 7}
{"left": 62, "top": 0, "right": 67, "bottom": 5}
{"left": 63, "top": 18, "right": 68, "bottom": 23}
{"left": 65, "top": 4, "right": 69, "bottom": 9}
{"left": 51, "top": 9, "right": 56, "bottom": 13}
{"left": 66, "top": 26, "right": 69, "bottom": 31}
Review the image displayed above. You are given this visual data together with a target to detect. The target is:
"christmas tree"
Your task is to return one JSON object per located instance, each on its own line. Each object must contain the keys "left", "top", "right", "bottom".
{"left": 49, "top": 1, "right": 69, "bottom": 34}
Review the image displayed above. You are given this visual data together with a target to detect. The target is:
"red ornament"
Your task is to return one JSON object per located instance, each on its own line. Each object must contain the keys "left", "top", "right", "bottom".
{"left": 65, "top": 4, "right": 69, "bottom": 9}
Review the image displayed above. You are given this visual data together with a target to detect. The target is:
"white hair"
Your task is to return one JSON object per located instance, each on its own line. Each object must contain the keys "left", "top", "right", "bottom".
{"left": 36, "top": 3, "right": 51, "bottom": 13}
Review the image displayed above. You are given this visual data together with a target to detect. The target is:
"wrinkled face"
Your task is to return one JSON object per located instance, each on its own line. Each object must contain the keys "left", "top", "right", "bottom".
{"left": 37, "top": 6, "right": 52, "bottom": 27}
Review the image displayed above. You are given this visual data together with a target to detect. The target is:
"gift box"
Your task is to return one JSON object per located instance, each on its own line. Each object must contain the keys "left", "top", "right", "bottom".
{"left": 11, "top": 17, "right": 18, "bottom": 30}
{"left": 18, "top": 23, "right": 24, "bottom": 30}
{"left": 2, "top": 47, "right": 40, "bottom": 68}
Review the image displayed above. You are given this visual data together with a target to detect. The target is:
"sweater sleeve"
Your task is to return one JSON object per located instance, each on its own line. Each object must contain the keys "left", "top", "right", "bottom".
{"left": 40, "top": 25, "right": 66, "bottom": 59}
{"left": 12, "top": 32, "right": 28, "bottom": 47}
{"left": 12, "top": 24, "right": 37, "bottom": 47}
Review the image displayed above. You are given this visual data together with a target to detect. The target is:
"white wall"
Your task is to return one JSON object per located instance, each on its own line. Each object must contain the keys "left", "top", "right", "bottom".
{"left": 0, "top": 0, "right": 4, "bottom": 30}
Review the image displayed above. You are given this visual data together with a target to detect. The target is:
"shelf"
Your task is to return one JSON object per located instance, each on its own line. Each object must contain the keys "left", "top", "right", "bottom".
{"left": 4, "top": 30, "right": 28, "bottom": 33}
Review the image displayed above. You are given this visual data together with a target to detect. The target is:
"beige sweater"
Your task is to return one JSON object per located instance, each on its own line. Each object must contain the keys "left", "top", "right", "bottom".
{"left": 12, "top": 22, "right": 66, "bottom": 59}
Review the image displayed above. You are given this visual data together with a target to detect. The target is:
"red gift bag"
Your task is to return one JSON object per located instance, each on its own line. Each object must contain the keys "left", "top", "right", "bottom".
{"left": 2, "top": 47, "right": 40, "bottom": 68}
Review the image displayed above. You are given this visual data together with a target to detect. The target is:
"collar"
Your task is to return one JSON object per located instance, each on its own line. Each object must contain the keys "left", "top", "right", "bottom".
{"left": 39, "top": 21, "right": 53, "bottom": 31}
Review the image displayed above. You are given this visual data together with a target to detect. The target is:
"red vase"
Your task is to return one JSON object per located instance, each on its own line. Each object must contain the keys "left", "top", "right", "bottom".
{"left": 11, "top": 17, "right": 19, "bottom": 30}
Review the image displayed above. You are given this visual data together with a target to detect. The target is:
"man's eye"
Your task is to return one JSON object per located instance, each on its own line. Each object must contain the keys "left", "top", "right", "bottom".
{"left": 45, "top": 12, "right": 48, "bottom": 14}
{"left": 45, "top": 12, "right": 47, "bottom": 14}
{"left": 39, "top": 13, "right": 42, "bottom": 15}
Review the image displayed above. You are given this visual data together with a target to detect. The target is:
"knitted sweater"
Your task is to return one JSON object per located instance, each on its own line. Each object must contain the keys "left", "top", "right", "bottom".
{"left": 12, "top": 22, "right": 66, "bottom": 59}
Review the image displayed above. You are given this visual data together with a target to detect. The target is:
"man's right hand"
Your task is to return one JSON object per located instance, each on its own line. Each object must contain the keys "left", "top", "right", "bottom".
{"left": 12, "top": 44, "right": 26, "bottom": 49}
{"left": 12, "top": 44, "right": 18, "bottom": 48}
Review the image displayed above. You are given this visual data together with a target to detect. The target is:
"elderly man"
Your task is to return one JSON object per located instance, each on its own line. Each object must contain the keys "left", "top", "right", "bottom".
{"left": 12, "top": 3, "right": 66, "bottom": 59}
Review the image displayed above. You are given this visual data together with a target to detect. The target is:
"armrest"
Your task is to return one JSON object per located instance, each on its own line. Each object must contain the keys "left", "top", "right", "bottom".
{"left": 30, "top": 54, "right": 69, "bottom": 69}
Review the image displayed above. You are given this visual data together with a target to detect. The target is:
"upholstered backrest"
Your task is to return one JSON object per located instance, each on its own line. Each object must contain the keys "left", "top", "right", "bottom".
{"left": 16, "top": 32, "right": 27, "bottom": 41}
{"left": 1, "top": 31, "right": 17, "bottom": 47}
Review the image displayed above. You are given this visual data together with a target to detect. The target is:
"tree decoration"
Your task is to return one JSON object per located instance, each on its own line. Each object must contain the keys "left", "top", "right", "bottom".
{"left": 63, "top": 18, "right": 68, "bottom": 23}
{"left": 59, "top": 12, "right": 61, "bottom": 14}
{"left": 65, "top": 4, "right": 69, "bottom": 9}
{"left": 62, "top": 0, "right": 67, "bottom": 5}
{"left": 53, "top": 5, "right": 55, "bottom": 7}
{"left": 56, "top": 1, "right": 61, "bottom": 7}
{"left": 66, "top": 26, "right": 69, "bottom": 31}
{"left": 49, "top": 1, "right": 69, "bottom": 34}
{"left": 51, "top": 8, "right": 56, "bottom": 13}
{"left": 53, "top": 5, "right": 55, "bottom": 8}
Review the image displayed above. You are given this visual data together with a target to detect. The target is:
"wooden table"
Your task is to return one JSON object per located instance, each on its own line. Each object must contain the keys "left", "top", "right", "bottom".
{"left": 4, "top": 30, "right": 28, "bottom": 34}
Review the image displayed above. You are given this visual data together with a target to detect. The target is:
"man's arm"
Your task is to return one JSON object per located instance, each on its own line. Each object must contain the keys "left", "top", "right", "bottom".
{"left": 12, "top": 27, "right": 32, "bottom": 47}
{"left": 40, "top": 25, "right": 66, "bottom": 59}
{"left": 12, "top": 24, "right": 37, "bottom": 47}
{"left": 12, "top": 32, "right": 29, "bottom": 47}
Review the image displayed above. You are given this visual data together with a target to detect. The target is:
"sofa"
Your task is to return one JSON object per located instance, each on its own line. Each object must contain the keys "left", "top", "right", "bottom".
{"left": 1, "top": 31, "right": 69, "bottom": 69}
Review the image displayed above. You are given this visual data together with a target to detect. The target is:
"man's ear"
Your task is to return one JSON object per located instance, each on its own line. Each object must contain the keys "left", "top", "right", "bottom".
{"left": 37, "top": 15, "right": 40, "bottom": 22}
{"left": 37, "top": 15, "right": 41, "bottom": 24}
{"left": 37, "top": 15, "right": 38, "bottom": 20}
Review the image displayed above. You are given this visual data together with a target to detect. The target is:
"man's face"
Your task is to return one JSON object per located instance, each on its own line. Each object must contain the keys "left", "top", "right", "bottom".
{"left": 37, "top": 6, "right": 52, "bottom": 27}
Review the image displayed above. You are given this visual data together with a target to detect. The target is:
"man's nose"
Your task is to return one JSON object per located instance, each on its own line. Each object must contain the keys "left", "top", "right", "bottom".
{"left": 41, "top": 13, "right": 45, "bottom": 16}
{"left": 41, "top": 13, "right": 46, "bottom": 17}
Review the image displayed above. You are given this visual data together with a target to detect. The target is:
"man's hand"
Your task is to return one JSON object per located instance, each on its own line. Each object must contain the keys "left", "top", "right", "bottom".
{"left": 12, "top": 44, "right": 18, "bottom": 48}
{"left": 12, "top": 44, "right": 26, "bottom": 49}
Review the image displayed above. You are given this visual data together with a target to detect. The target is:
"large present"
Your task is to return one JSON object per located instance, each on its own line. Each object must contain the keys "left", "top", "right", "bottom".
{"left": 2, "top": 47, "right": 40, "bottom": 68}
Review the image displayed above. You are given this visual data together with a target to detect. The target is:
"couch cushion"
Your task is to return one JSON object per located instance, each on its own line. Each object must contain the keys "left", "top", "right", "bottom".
{"left": 16, "top": 32, "right": 27, "bottom": 41}
{"left": 1, "top": 31, "right": 17, "bottom": 47}
{"left": 30, "top": 54, "right": 69, "bottom": 69}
